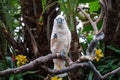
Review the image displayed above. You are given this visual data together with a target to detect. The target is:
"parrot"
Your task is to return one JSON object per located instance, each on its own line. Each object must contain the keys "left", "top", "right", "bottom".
{"left": 50, "top": 14, "right": 71, "bottom": 77}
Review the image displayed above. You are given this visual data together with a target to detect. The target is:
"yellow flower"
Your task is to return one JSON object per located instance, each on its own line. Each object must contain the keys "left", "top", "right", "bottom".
{"left": 51, "top": 76, "right": 62, "bottom": 80}
{"left": 95, "top": 49, "right": 104, "bottom": 61}
{"left": 15, "top": 55, "right": 28, "bottom": 67}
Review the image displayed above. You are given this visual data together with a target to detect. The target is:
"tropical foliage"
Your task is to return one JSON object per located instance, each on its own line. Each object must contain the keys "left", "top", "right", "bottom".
{"left": 0, "top": 0, "right": 120, "bottom": 80}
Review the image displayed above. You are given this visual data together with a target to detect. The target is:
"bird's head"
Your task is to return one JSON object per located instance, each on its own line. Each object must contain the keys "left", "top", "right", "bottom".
{"left": 54, "top": 15, "right": 66, "bottom": 26}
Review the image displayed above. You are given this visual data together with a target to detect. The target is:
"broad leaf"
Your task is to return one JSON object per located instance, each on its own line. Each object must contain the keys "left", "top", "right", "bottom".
{"left": 89, "top": 0, "right": 100, "bottom": 13}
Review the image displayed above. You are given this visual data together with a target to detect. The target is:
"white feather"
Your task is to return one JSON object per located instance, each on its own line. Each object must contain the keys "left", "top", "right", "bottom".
{"left": 50, "top": 15, "right": 71, "bottom": 77}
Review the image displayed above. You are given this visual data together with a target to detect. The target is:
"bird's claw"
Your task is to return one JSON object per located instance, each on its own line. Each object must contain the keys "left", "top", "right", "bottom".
{"left": 60, "top": 50, "right": 65, "bottom": 59}
{"left": 53, "top": 33, "right": 57, "bottom": 39}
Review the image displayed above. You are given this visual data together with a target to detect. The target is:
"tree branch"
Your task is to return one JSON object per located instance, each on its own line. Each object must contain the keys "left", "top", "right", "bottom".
{"left": 102, "top": 67, "right": 120, "bottom": 79}
{"left": 42, "top": 60, "right": 120, "bottom": 80}
{"left": 0, "top": 23, "right": 26, "bottom": 54}
{"left": 42, "top": 62, "right": 89, "bottom": 75}
{"left": 95, "top": 9, "right": 103, "bottom": 24}
{"left": 0, "top": 53, "right": 57, "bottom": 77}
{"left": 24, "top": 16, "right": 37, "bottom": 25}
{"left": 0, "top": 32, "right": 119, "bottom": 80}
{"left": 25, "top": 24, "right": 39, "bottom": 57}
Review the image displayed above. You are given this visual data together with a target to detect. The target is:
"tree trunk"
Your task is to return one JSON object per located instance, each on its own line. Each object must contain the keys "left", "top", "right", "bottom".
{"left": 20, "top": 0, "right": 58, "bottom": 56}
{"left": 20, "top": 0, "right": 58, "bottom": 79}
{"left": 104, "top": 0, "right": 120, "bottom": 56}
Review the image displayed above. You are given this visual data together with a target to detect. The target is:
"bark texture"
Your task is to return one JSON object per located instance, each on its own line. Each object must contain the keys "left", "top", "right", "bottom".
{"left": 104, "top": 0, "right": 120, "bottom": 56}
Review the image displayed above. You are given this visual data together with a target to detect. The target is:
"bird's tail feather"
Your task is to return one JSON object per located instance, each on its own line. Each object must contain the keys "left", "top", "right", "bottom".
{"left": 53, "top": 59, "right": 67, "bottom": 77}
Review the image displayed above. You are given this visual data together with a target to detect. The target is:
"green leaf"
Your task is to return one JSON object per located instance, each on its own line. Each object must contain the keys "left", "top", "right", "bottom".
{"left": 106, "top": 58, "right": 119, "bottom": 66}
{"left": 41, "top": 1, "right": 58, "bottom": 15}
{"left": 88, "top": 71, "right": 93, "bottom": 80}
{"left": 89, "top": 0, "right": 100, "bottom": 13}
{"left": 9, "top": 74, "right": 15, "bottom": 80}
{"left": 97, "top": 65, "right": 108, "bottom": 72}
{"left": 16, "top": 74, "right": 23, "bottom": 80}
{"left": 69, "top": 15, "right": 75, "bottom": 30}
{"left": 33, "top": 75, "right": 45, "bottom": 79}
{"left": 83, "top": 23, "right": 93, "bottom": 32}
{"left": 6, "top": 56, "right": 14, "bottom": 68}
{"left": 42, "top": 0, "right": 46, "bottom": 8}
{"left": 22, "top": 71, "right": 39, "bottom": 76}
{"left": 107, "top": 46, "right": 120, "bottom": 54}
{"left": 86, "top": 34, "right": 93, "bottom": 42}
{"left": 79, "top": 0, "right": 97, "bottom": 3}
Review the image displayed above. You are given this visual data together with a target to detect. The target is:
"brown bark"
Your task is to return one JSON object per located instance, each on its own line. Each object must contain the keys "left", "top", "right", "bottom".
{"left": 104, "top": 0, "right": 120, "bottom": 56}
{"left": 20, "top": 0, "right": 59, "bottom": 57}
{"left": 20, "top": 0, "right": 58, "bottom": 79}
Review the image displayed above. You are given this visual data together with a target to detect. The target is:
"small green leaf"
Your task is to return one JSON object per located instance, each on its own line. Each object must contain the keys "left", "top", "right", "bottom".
{"left": 88, "top": 71, "right": 93, "bottom": 80}
{"left": 86, "top": 34, "right": 93, "bottom": 42}
{"left": 9, "top": 74, "right": 15, "bottom": 80}
{"left": 42, "top": 0, "right": 46, "bottom": 8}
{"left": 22, "top": 71, "right": 39, "bottom": 76}
{"left": 89, "top": 0, "right": 100, "bottom": 13}
{"left": 79, "top": 0, "right": 97, "bottom": 3}
{"left": 107, "top": 46, "right": 120, "bottom": 54}
{"left": 16, "top": 74, "right": 23, "bottom": 80}
{"left": 106, "top": 58, "right": 119, "bottom": 66}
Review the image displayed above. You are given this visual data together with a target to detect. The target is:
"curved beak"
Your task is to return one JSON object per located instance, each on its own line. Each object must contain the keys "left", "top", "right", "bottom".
{"left": 56, "top": 18, "right": 64, "bottom": 25}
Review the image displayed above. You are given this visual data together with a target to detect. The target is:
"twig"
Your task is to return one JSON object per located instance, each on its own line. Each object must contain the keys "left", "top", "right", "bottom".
{"left": 0, "top": 23, "right": 17, "bottom": 48}
{"left": 0, "top": 23, "right": 25, "bottom": 54}
{"left": 95, "top": 9, "right": 103, "bottom": 24}
{"left": 88, "top": 61, "right": 102, "bottom": 80}
{"left": 102, "top": 67, "right": 120, "bottom": 79}
{"left": 32, "top": 0, "right": 37, "bottom": 17}
{"left": 25, "top": 24, "right": 39, "bottom": 57}
{"left": 77, "top": 6, "right": 98, "bottom": 34}
{"left": 24, "top": 16, "right": 37, "bottom": 24}
{"left": 98, "top": 0, "right": 107, "bottom": 34}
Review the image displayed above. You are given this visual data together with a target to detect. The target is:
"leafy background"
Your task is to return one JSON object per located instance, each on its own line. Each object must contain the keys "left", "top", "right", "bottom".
{"left": 0, "top": 0, "right": 120, "bottom": 80}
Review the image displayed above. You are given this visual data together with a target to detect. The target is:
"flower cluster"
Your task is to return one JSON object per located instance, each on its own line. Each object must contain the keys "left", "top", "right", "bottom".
{"left": 51, "top": 76, "right": 62, "bottom": 80}
{"left": 95, "top": 49, "right": 104, "bottom": 61}
{"left": 15, "top": 55, "right": 28, "bottom": 67}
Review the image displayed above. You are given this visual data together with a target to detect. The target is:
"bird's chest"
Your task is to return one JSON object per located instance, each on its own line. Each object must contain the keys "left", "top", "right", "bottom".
{"left": 52, "top": 30, "right": 67, "bottom": 45}
{"left": 56, "top": 31, "right": 67, "bottom": 42}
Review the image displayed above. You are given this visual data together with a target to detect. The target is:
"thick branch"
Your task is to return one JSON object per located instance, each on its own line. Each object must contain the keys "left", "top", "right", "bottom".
{"left": 86, "top": 32, "right": 104, "bottom": 55}
{"left": 0, "top": 53, "right": 57, "bottom": 77}
{"left": 0, "top": 42, "right": 119, "bottom": 79}
{"left": 42, "top": 60, "right": 120, "bottom": 80}
{"left": 42, "top": 62, "right": 89, "bottom": 75}
{"left": 0, "top": 25, "right": 119, "bottom": 80}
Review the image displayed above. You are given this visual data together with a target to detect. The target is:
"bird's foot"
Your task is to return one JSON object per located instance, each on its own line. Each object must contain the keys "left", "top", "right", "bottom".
{"left": 53, "top": 33, "right": 57, "bottom": 39}
{"left": 60, "top": 50, "right": 66, "bottom": 59}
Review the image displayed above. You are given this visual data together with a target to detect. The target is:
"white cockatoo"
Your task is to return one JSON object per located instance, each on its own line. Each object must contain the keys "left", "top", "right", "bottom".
{"left": 50, "top": 14, "right": 71, "bottom": 77}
